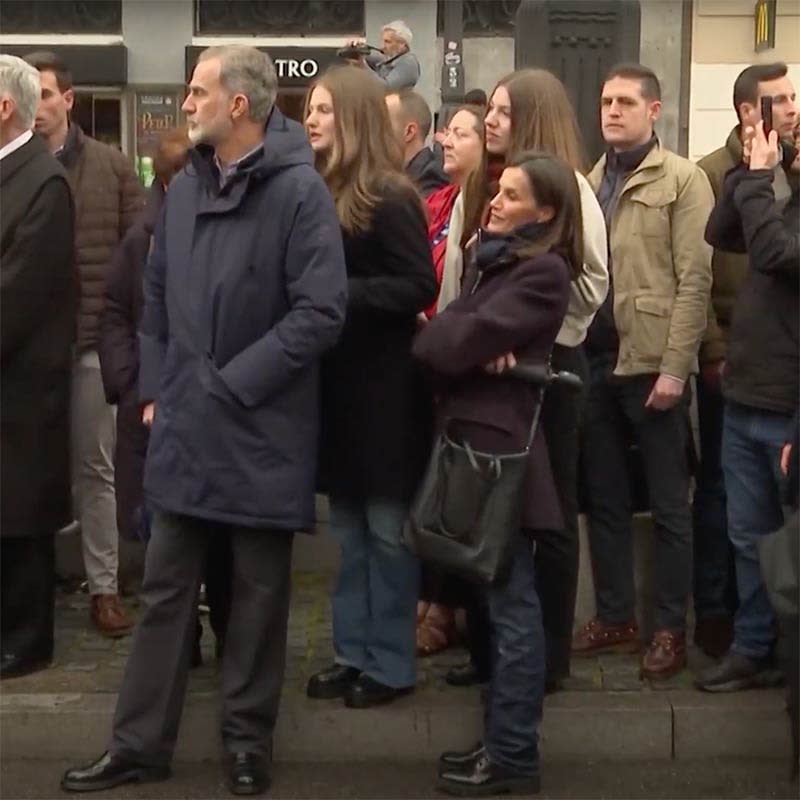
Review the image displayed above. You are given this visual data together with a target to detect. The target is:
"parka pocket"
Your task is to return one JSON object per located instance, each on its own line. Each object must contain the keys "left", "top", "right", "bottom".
{"left": 631, "top": 294, "right": 672, "bottom": 361}
{"left": 629, "top": 187, "right": 676, "bottom": 238}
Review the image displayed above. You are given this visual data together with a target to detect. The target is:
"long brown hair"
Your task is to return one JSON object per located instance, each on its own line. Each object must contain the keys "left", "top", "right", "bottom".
{"left": 492, "top": 69, "right": 587, "bottom": 172}
{"left": 506, "top": 151, "right": 584, "bottom": 280}
{"left": 305, "top": 65, "right": 415, "bottom": 235}
{"left": 449, "top": 103, "right": 489, "bottom": 250}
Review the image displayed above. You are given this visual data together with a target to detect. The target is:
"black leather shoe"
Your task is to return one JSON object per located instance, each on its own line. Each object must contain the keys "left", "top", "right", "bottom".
{"left": 439, "top": 753, "right": 540, "bottom": 796}
{"left": 61, "top": 751, "right": 170, "bottom": 792}
{"left": 344, "top": 674, "right": 413, "bottom": 708}
{"left": 439, "top": 742, "right": 485, "bottom": 771}
{"left": 306, "top": 664, "right": 361, "bottom": 699}
{"left": 228, "top": 752, "right": 269, "bottom": 796}
{"left": 444, "top": 662, "right": 489, "bottom": 688}
{"left": 1, "top": 651, "right": 51, "bottom": 680}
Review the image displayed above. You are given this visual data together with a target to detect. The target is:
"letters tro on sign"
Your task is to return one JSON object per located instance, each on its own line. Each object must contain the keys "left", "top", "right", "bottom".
{"left": 185, "top": 47, "right": 339, "bottom": 88}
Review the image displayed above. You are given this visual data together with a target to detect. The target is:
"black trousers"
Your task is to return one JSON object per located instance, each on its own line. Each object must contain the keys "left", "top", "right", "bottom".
{"left": 111, "top": 511, "right": 293, "bottom": 765}
{"left": 1, "top": 534, "right": 55, "bottom": 661}
{"left": 582, "top": 357, "right": 692, "bottom": 632}
{"left": 532, "top": 344, "right": 588, "bottom": 681}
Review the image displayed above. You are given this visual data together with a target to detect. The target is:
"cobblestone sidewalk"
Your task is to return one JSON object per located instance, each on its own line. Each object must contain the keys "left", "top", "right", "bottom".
{"left": 4, "top": 573, "right": 713, "bottom": 698}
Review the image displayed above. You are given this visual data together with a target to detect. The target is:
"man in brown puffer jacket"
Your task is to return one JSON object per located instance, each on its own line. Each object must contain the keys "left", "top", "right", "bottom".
{"left": 26, "top": 51, "right": 145, "bottom": 637}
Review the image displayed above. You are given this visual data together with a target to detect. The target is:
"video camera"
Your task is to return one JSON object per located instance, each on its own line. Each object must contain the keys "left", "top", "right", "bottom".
{"left": 336, "top": 43, "right": 382, "bottom": 60}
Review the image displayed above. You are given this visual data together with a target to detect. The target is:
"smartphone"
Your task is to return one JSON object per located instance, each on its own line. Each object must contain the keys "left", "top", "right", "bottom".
{"left": 760, "top": 96, "right": 773, "bottom": 137}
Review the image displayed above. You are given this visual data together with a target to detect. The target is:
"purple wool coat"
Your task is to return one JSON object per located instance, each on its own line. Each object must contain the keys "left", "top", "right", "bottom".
{"left": 412, "top": 248, "right": 571, "bottom": 531}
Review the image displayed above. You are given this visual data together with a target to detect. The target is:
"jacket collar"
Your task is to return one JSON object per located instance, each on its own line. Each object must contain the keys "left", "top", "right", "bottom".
{"left": 55, "top": 123, "right": 84, "bottom": 169}
{"left": 0, "top": 133, "right": 49, "bottom": 186}
{"left": 725, "top": 126, "right": 744, "bottom": 162}
{"left": 589, "top": 136, "right": 668, "bottom": 194}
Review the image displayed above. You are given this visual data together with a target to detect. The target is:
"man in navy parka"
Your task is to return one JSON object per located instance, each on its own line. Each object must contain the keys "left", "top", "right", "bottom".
{"left": 62, "top": 46, "right": 347, "bottom": 796}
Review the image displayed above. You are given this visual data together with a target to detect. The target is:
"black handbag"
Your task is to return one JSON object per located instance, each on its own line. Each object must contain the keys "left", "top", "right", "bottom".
{"left": 404, "top": 364, "right": 580, "bottom": 587}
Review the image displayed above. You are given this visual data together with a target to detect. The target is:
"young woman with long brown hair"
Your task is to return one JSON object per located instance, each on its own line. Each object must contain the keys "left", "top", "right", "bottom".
{"left": 464, "top": 68, "right": 609, "bottom": 692}
{"left": 303, "top": 65, "right": 437, "bottom": 708}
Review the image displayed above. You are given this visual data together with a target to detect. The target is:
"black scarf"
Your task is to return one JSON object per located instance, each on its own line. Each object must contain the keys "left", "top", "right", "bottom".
{"left": 475, "top": 221, "right": 549, "bottom": 272}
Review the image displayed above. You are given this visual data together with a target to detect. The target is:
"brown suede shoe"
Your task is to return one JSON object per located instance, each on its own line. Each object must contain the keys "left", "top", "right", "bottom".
{"left": 91, "top": 594, "right": 134, "bottom": 638}
{"left": 572, "top": 617, "right": 640, "bottom": 656}
{"left": 641, "top": 630, "right": 686, "bottom": 680}
{"left": 693, "top": 614, "right": 733, "bottom": 660}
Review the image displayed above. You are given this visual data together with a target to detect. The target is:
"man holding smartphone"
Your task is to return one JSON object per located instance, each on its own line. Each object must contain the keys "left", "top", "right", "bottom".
{"left": 696, "top": 69, "right": 798, "bottom": 693}
{"left": 692, "top": 63, "right": 797, "bottom": 663}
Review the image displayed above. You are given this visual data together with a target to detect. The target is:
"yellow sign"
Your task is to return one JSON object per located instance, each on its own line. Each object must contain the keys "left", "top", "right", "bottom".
{"left": 755, "top": 0, "right": 777, "bottom": 52}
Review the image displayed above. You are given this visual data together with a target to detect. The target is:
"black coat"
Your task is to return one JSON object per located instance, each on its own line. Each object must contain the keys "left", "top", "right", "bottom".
{"left": 319, "top": 179, "right": 437, "bottom": 503}
{"left": 98, "top": 185, "right": 162, "bottom": 540}
{"left": 1, "top": 135, "right": 76, "bottom": 538}
{"left": 139, "top": 109, "right": 347, "bottom": 531}
{"left": 406, "top": 147, "right": 450, "bottom": 198}
{"left": 412, "top": 248, "right": 570, "bottom": 531}
{"left": 705, "top": 155, "right": 799, "bottom": 415}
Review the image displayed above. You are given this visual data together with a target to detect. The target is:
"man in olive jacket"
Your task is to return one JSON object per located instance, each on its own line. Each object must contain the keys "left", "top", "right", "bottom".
{"left": 1, "top": 55, "right": 76, "bottom": 679}
{"left": 573, "top": 64, "right": 713, "bottom": 681}
{"left": 693, "top": 62, "right": 798, "bottom": 659}
{"left": 26, "top": 51, "right": 145, "bottom": 638}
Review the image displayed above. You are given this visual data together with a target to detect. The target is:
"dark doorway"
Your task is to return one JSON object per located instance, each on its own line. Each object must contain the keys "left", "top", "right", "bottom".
{"left": 514, "top": 0, "right": 641, "bottom": 164}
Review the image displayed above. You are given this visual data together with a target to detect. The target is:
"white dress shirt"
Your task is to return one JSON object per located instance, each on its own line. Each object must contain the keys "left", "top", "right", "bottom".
{"left": 0, "top": 129, "right": 33, "bottom": 161}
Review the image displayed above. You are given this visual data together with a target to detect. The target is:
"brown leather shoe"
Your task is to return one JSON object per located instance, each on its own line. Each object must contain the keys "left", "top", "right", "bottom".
{"left": 572, "top": 617, "right": 640, "bottom": 656}
{"left": 91, "top": 594, "right": 134, "bottom": 638}
{"left": 641, "top": 629, "right": 686, "bottom": 680}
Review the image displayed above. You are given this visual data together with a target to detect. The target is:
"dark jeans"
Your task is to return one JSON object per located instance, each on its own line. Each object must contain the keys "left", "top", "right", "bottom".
{"left": 482, "top": 533, "right": 544, "bottom": 776}
{"left": 583, "top": 357, "right": 692, "bottom": 632}
{"left": 1, "top": 534, "right": 55, "bottom": 662}
{"left": 533, "top": 343, "right": 587, "bottom": 681}
{"left": 722, "top": 401, "right": 788, "bottom": 659}
{"left": 692, "top": 373, "right": 737, "bottom": 620}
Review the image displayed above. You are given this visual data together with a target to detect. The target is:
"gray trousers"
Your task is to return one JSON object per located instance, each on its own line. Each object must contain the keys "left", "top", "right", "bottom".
{"left": 72, "top": 350, "right": 119, "bottom": 595}
{"left": 110, "top": 511, "right": 293, "bottom": 766}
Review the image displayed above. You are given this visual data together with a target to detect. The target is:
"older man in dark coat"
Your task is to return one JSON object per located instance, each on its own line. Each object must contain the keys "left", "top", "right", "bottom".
{"left": 62, "top": 46, "right": 347, "bottom": 797}
{"left": 0, "top": 55, "right": 76, "bottom": 679}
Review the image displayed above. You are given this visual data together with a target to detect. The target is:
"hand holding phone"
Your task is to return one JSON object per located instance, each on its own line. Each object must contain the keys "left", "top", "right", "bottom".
{"left": 760, "top": 96, "right": 773, "bottom": 137}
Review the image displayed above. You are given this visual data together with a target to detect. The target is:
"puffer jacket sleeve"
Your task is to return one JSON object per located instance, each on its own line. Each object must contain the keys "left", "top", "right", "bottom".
{"left": 110, "top": 148, "right": 146, "bottom": 239}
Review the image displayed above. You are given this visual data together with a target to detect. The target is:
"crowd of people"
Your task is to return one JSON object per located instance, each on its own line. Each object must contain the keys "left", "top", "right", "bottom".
{"left": 0, "top": 37, "right": 797, "bottom": 797}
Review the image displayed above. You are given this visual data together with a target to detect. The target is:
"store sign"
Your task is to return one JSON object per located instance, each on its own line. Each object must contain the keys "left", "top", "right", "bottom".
{"left": 754, "top": 0, "right": 777, "bottom": 52}
{"left": 185, "top": 47, "right": 340, "bottom": 87}
{"left": 135, "top": 92, "right": 179, "bottom": 186}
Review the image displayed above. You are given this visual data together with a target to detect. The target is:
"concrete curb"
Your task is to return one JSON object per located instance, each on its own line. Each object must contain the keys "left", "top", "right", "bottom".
{"left": 0, "top": 689, "right": 789, "bottom": 762}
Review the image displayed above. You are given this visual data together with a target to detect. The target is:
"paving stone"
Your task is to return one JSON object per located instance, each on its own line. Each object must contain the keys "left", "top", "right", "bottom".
{"left": 63, "top": 662, "right": 98, "bottom": 672}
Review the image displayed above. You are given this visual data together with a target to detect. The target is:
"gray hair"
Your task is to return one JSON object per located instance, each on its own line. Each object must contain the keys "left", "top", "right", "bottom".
{"left": 383, "top": 20, "right": 413, "bottom": 48}
{"left": 0, "top": 55, "right": 41, "bottom": 131}
{"left": 197, "top": 45, "right": 277, "bottom": 123}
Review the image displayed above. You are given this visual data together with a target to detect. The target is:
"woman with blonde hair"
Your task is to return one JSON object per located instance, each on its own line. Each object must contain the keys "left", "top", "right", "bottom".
{"left": 447, "top": 68, "right": 608, "bottom": 693}
{"left": 304, "top": 65, "right": 437, "bottom": 708}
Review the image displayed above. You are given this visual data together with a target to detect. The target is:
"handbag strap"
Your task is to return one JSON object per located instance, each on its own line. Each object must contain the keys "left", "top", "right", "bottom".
{"left": 522, "top": 352, "right": 552, "bottom": 453}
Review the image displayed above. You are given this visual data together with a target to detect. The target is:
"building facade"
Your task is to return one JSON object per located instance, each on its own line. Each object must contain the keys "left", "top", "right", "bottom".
{"left": 1, "top": 0, "right": 798, "bottom": 180}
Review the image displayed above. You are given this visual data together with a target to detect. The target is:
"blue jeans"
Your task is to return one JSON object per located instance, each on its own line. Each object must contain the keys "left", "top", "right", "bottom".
{"left": 693, "top": 374, "right": 736, "bottom": 619}
{"left": 483, "top": 534, "right": 544, "bottom": 776}
{"left": 329, "top": 497, "right": 419, "bottom": 688}
{"left": 722, "top": 401, "right": 789, "bottom": 659}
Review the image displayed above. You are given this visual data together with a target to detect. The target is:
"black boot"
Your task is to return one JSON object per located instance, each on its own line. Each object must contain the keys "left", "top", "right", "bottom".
{"left": 61, "top": 751, "right": 170, "bottom": 792}
{"left": 439, "top": 742, "right": 485, "bottom": 771}
{"left": 444, "top": 662, "right": 488, "bottom": 687}
{"left": 228, "top": 752, "right": 269, "bottom": 796}
{"left": 439, "top": 753, "right": 540, "bottom": 797}
{"left": 306, "top": 664, "right": 361, "bottom": 699}
{"left": 344, "top": 674, "right": 413, "bottom": 708}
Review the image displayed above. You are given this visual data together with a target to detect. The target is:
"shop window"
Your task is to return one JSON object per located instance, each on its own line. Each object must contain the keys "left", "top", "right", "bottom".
{"left": 0, "top": 0, "right": 121, "bottom": 34}
{"left": 195, "top": 0, "right": 364, "bottom": 35}
{"left": 437, "top": 0, "right": 521, "bottom": 37}
{"left": 73, "top": 91, "right": 122, "bottom": 150}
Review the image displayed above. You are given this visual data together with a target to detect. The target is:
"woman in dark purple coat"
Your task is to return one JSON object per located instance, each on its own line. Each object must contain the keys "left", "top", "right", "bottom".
{"left": 412, "top": 152, "right": 583, "bottom": 796}
{"left": 98, "top": 129, "right": 230, "bottom": 665}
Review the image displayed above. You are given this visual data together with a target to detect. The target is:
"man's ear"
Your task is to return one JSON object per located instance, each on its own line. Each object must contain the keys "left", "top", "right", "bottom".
{"left": 648, "top": 99, "right": 662, "bottom": 124}
{"left": 63, "top": 88, "right": 75, "bottom": 113}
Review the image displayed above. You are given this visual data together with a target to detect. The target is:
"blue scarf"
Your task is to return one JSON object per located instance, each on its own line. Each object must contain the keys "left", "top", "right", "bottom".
{"left": 475, "top": 221, "right": 549, "bottom": 272}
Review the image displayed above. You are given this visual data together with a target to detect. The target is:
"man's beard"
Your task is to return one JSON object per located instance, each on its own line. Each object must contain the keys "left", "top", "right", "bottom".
{"left": 187, "top": 115, "right": 232, "bottom": 146}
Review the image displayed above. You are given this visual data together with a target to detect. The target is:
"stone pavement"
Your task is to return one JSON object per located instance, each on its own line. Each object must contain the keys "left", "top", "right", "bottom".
{"left": 0, "top": 574, "right": 791, "bottom": 764}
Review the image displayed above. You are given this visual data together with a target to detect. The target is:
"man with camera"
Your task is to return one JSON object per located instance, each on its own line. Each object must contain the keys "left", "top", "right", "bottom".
{"left": 342, "top": 20, "right": 420, "bottom": 90}
{"left": 696, "top": 84, "right": 798, "bottom": 694}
